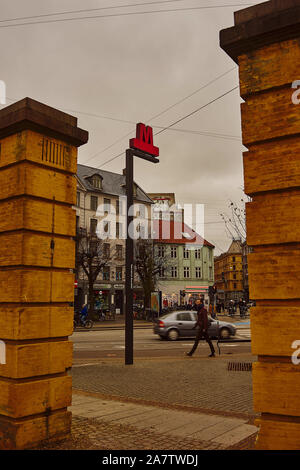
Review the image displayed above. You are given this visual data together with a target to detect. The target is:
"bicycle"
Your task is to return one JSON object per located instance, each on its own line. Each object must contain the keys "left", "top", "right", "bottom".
{"left": 95, "top": 310, "right": 106, "bottom": 321}
{"left": 73, "top": 314, "right": 93, "bottom": 330}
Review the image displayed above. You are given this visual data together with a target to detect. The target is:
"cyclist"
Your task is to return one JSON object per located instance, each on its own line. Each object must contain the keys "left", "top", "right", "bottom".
{"left": 80, "top": 304, "right": 88, "bottom": 325}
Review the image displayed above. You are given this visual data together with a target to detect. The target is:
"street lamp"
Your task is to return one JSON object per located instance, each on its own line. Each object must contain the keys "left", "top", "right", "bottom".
{"left": 125, "top": 123, "right": 159, "bottom": 365}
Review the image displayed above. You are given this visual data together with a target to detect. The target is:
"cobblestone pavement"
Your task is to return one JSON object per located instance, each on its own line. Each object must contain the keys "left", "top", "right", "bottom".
{"left": 35, "top": 415, "right": 257, "bottom": 451}
{"left": 71, "top": 355, "right": 256, "bottom": 416}
{"left": 34, "top": 354, "right": 258, "bottom": 451}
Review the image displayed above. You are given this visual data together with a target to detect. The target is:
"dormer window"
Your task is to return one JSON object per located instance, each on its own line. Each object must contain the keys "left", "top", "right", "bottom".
{"left": 90, "top": 174, "right": 102, "bottom": 190}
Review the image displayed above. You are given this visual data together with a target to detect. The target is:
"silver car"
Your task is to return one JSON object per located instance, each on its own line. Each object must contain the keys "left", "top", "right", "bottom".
{"left": 153, "top": 311, "right": 236, "bottom": 341}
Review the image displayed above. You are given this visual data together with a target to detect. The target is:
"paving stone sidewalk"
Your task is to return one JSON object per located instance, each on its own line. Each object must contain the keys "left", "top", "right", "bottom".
{"left": 35, "top": 354, "right": 258, "bottom": 450}
{"left": 72, "top": 355, "right": 256, "bottom": 415}
{"left": 35, "top": 393, "right": 257, "bottom": 451}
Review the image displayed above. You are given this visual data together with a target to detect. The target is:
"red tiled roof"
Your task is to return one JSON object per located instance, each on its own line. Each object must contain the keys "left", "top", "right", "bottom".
{"left": 152, "top": 220, "right": 214, "bottom": 248}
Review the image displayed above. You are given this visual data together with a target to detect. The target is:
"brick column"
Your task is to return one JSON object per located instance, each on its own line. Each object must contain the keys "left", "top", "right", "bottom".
{"left": 0, "top": 98, "right": 88, "bottom": 449}
{"left": 220, "top": 0, "right": 300, "bottom": 450}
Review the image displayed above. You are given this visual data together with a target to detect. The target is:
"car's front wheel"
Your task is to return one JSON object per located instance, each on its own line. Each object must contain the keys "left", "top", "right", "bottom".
{"left": 167, "top": 329, "right": 179, "bottom": 341}
{"left": 219, "top": 327, "right": 231, "bottom": 339}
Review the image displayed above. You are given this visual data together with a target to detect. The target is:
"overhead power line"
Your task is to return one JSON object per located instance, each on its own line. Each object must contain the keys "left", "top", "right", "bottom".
{"left": 84, "top": 66, "right": 237, "bottom": 165}
{"left": 0, "top": 3, "right": 257, "bottom": 28}
{"left": 154, "top": 86, "right": 239, "bottom": 136}
{"left": 93, "top": 85, "right": 239, "bottom": 169}
{"left": 59, "top": 106, "right": 241, "bottom": 140}
{"left": 0, "top": 1, "right": 193, "bottom": 23}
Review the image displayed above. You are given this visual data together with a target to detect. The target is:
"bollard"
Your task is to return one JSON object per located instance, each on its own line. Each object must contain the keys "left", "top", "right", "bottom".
{"left": 0, "top": 98, "right": 88, "bottom": 449}
{"left": 220, "top": 0, "right": 300, "bottom": 450}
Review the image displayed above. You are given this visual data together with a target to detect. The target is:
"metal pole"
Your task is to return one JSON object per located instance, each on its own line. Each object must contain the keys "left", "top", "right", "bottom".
{"left": 125, "top": 149, "right": 134, "bottom": 365}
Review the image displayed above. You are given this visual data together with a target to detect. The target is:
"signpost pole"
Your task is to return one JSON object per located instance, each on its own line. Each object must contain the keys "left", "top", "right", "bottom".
{"left": 125, "top": 148, "right": 134, "bottom": 365}
{"left": 125, "top": 124, "right": 159, "bottom": 366}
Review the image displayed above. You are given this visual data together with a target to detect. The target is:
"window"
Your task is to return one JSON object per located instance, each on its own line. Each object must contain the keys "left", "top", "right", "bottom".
{"left": 104, "top": 221, "right": 110, "bottom": 235}
{"left": 90, "top": 196, "right": 98, "bottom": 211}
{"left": 91, "top": 174, "right": 102, "bottom": 189}
{"left": 116, "top": 222, "right": 123, "bottom": 238}
{"left": 104, "top": 198, "right": 111, "bottom": 213}
{"left": 183, "top": 248, "right": 190, "bottom": 259}
{"left": 116, "top": 199, "right": 123, "bottom": 216}
{"left": 195, "top": 267, "right": 201, "bottom": 279}
{"left": 184, "top": 267, "right": 190, "bottom": 278}
{"left": 139, "top": 204, "right": 146, "bottom": 218}
{"left": 116, "top": 267, "right": 122, "bottom": 281}
{"left": 90, "top": 219, "right": 98, "bottom": 235}
{"left": 209, "top": 267, "right": 213, "bottom": 279}
{"left": 103, "top": 267, "right": 110, "bottom": 280}
{"left": 76, "top": 192, "right": 80, "bottom": 207}
{"left": 116, "top": 244, "right": 123, "bottom": 259}
{"left": 233, "top": 274, "right": 237, "bottom": 280}
{"left": 103, "top": 243, "right": 110, "bottom": 258}
{"left": 177, "top": 313, "right": 192, "bottom": 321}
{"left": 195, "top": 249, "right": 201, "bottom": 259}
{"left": 232, "top": 256, "right": 236, "bottom": 262}
{"left": 233, "top": 282, "right": 237, "bottom": 289}
{"left": 158, "top": 246, "right": 165, "bottom": 258}
{"left": 139, "top": 226, "right": 145, "bottom": 238}
{"left": 171, "top": 266, "right": 177, "bottom": 278}
{"left": 90, "top": 238, "right": 97, "bottom": 254}
{"left": 171, "top": 246, "right": 177, "bottom": 258}
{"left": 158, "top": 267, "right": 165, "bottom": 278}
{"left": 233, "top": 265, "right": 236, "bottom": 271}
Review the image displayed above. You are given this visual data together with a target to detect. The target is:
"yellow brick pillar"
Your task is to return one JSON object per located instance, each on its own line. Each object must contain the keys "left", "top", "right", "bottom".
{"left": 0, "top": 98, "right": 88, "bottom": 449}
{"left": 220, "top": 1, "right": 300, "bottom": 450}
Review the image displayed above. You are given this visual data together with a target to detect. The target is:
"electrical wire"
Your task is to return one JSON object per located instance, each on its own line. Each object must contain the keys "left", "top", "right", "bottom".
{"left": 0, "top": 1, "right": 198, "bottom": 23}
{"left": 0, "top": 3, "right": 257, "bottom": 29}
{"left": 94, "top": 85, "right": 239, "bottom": 168}
{"left": 84, "top": 66, "right": 238, "bottom": 165}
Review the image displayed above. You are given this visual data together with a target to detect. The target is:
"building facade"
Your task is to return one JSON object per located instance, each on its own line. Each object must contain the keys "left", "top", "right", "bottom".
{"left": 214, "top": 239, "right": 244, "bottom": 304}
{"left": 153, "top": 220, "right": 215, "bottom": 307}
{"left": 75, "top": 164, "right": 153, "bottom": 314}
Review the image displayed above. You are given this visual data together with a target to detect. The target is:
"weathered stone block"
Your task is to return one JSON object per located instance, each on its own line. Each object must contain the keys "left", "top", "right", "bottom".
{"left": 0, "top": 232, "right": 75, "bottom": 268}
{"left": 0, "top": 375, "right": 72, "bottom": 418}
{"left": 0, "top": 161, "right": 76, "bottom": 204}
{"left": 253, "top": 362, "right": 300, "bottom": 416}
{"left": 248, "top": 250, "right": 300, "bottom": 299}
{"left": 251, "top": 306, "right": 300, "bottom": 357}
{"left": 0, "top": 409, "right": 71, "bottom": 450}
{"left": 0, "top": 340, "right": 72, "bottom": 378}
{"left": 0, "top": 269, "right": 74, "bottom": 303}
{"left": 246, "top": 191, "right": 300, "bottom": 245}
{"left": 0, "top": 198, "right": 76, "bottom": 236}
{"left": 243, "top": 137, "right": 300, "bottom": 195}
{"left": 0, "top": 305, "right": 73, "bottom": 340}
{"left": 255, "top": 416, "right": 300, "bottom": 450}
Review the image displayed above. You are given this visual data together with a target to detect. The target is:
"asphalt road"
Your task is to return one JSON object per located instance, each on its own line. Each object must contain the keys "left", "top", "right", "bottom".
{"left": 72, "top": 323, "right": 252, "bottom": 364}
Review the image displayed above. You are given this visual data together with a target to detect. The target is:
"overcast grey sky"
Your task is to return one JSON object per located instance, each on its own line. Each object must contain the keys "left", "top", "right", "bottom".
{"left": 0, "top": 0, "right": 266, "bottom": 254}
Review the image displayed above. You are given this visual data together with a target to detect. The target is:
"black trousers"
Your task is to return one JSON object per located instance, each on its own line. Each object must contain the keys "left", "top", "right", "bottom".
{"left": 189, "top": 328, "right": 215, "bottom": 355}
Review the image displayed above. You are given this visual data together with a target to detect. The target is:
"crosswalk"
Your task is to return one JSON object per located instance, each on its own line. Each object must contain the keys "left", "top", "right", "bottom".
{"left": 235, "top": 328, "right": 251, "bottom": 339}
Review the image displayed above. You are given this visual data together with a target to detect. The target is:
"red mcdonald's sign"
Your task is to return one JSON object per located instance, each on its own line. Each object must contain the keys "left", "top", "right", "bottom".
{"left": 129, "top": 123, "right": 159, "bottom": 157}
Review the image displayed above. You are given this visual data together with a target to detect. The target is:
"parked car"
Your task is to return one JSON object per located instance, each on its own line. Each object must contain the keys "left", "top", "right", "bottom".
{"left": 153, "top": 311, "right": 236, "bottom": 341}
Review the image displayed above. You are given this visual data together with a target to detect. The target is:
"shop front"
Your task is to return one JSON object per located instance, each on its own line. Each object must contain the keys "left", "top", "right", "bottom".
{"left": 94, "top": 284, "right": 111, "bottom": 312}
{"left": 114, "top": 284, "right": 124, "bottom": 315}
